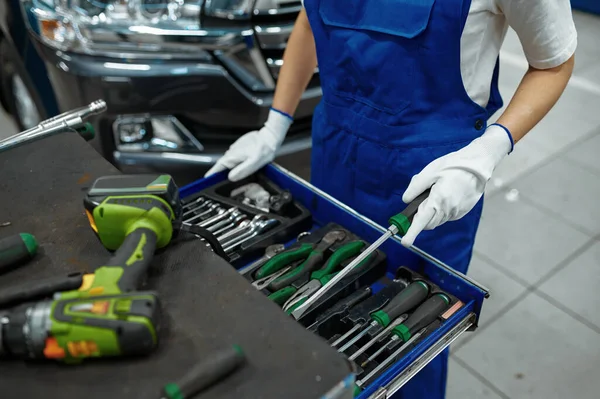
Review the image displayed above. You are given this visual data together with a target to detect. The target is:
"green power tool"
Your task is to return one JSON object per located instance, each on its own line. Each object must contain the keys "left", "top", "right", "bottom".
{"left": 0, "top": 174, "right": 181, "bottom": 363}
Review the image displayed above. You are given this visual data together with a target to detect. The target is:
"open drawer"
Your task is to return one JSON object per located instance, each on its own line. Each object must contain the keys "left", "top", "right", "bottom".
{"left": 180, "top": 164, "right": 489, "bottom": 399}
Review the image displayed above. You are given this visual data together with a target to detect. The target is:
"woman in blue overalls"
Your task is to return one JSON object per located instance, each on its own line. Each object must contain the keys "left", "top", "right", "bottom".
{"left": 208, "top": 1, "right": 576, "bottom": 397}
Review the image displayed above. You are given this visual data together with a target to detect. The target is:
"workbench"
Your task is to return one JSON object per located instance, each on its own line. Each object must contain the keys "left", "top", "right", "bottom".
{"left": 0, "top": 133, "right": 351, "bottom": 399}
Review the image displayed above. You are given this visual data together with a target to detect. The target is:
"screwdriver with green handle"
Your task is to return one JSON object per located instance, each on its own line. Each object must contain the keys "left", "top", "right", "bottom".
{"left": 337, "top": 281, "right": 430, "bottom": 353}
{"left": 0, "top": 233, "right": 38, "bottom": 275}
{"left": 291, "top": 190, "right": 431, "bottom": 320}
{"left": 161, "top": 345, "right": 246, "bottom": 399}
{"left": 360, "top": 293, "right": 451, "bottom": 368}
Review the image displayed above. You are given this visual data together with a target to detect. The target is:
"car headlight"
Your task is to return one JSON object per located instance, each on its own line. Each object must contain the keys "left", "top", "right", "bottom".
{"left": 22, "top": 0, "right": 208, "bottom": 57}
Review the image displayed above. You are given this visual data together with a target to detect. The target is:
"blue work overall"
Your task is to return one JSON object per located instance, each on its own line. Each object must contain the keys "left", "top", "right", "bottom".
{"left": 303, "top": 0, "right": 502, "bottom": 397}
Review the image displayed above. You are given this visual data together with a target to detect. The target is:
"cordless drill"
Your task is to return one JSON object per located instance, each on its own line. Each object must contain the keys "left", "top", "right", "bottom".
{"left": 0, "top": 175, "right": 181, "bottom": 362}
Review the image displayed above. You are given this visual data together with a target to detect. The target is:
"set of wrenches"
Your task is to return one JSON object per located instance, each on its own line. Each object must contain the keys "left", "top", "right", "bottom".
{"left": 182, "top": 196, "right": 279, "bottom": 254}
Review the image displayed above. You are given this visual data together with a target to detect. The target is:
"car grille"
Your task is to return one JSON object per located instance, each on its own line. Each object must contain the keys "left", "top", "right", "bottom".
{"left": 252, "top": 2, "right": 320, "bottom": 88}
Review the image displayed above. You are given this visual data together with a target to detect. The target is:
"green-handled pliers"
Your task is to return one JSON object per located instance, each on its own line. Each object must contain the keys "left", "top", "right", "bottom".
{"left": 279, "top": 240, "right": 377, "bottom": 314}
{"left": 252, "top": 229, "right": 346, "bottom": 293}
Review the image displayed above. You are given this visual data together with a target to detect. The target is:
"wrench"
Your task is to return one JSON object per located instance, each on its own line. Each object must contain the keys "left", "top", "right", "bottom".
{"left": 184, "top": 202, "right": 220, "bottom": 224}
{"left": 182, "top": 196, "right": 207, "bottom": 211}
{"left": 199, "top": 207, "right": 237, "bottom": 228}
{"left": 239, "top": 244, "right": 286, "bottom": 276}
{"left": 208, "top": 211, "right": 246, "bottom": 233}
{"left": 213, "top": 215, "right": 247, "bottom": 236}
{"left": 223, "top": 218, "right": 279, "bottom": 253}
{"left": 218, "top": 215, "right": 267, "bottom": 244}
{"left": 183, "top": 198, "right": 210, "bottom": 216}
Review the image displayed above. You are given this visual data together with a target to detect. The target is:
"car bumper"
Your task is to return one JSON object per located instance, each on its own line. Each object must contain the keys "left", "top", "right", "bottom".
{"left": 36, "top": 42, "right": 319, "bottom": 173}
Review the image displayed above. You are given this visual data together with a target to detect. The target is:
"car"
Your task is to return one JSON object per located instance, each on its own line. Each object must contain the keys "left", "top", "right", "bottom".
{"left": 3, "top": 0, "right": 319, "bottom": 181}
{"left": 0, "top": 0, "right": 59, "bottom": 132}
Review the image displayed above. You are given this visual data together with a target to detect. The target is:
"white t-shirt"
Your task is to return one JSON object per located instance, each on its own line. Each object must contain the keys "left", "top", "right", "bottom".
{"left": 302, "top": 0, "right": 578, "bottom": 108}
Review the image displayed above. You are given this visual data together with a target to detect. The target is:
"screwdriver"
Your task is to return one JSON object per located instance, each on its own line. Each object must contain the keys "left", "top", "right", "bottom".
{"left": 161, "top": 345, "right": 246, "bottom": 399}
{"left": 0, "top": 233, "right": 38, "bottom": 275}
{"left": 360, "top": 293, "right": 450, "bottom": 368}
{"left": 356, "top": 326, "right": 429, "bottom": 388}
{"left": 348, "top": 314, "right": 408, "bottom": 362}
{"left": 291, "top": 190, "right": 430, "bottom": 320}
{"left": 337, "top": 281, "right": 430, "bottom": 353}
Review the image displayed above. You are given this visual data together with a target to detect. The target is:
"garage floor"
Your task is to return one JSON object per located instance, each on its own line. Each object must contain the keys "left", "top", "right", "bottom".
{"left": 2, "top": 9, "right": 600, "bottom": 399}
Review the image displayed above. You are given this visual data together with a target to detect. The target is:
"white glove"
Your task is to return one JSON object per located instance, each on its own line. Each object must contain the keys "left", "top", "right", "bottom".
{"left": 401, "top": 124, "right": 513, "bottom": 247}
{"left": 205, "top": 109, "right": 293, "bottom": 181}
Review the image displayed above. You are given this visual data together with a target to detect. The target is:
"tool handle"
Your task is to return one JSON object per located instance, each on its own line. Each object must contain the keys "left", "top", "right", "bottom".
{"left": 389, "top": 189, "right": 431, "bottom": 236}
{"left": 75, "top": 122, "right": 95, "bottom": 141}
{"left": 393, "top": 293, "right": 450, "bottom": 341}
{"left": 100, "top": 228, "right": 157, "bottom": 292}
{"left": 314, "top": 241, "right": 365, "bottom": 277}
{"left": 269, "top": 251, "right": 323, "bottom": 292}
{"left": 0, "top": 272, "right": 85, "bottom": 309}
{"left": 163, "top": 346, "right": 246, "bottom": 399}
{"left": 370, "top": 281, "right": 430, "bottom": 327}
{"left": 268, "top": 286, "right": 297, "bottom": 306}
{"left": 255, "top": 243, "right": 313, "bottom": 280}
{"left": 0, "top": 233, "right": 38, "bottom": 275}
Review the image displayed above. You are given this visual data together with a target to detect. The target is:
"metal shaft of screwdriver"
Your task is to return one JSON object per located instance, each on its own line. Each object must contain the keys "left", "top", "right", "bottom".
{"left": 331, "top": 324, "right": 363, "bottom": 348}
{"left": 338, "top": 321, "right": 377, "bottom": 353}
{"left": 292, "top": 227, "right": 397, "bottom": 320}
{"left": 348, "top": 315, "right": 407, "bottom": 361}
{"left": 356, "top": 329, "right": 425, "bottom": 388}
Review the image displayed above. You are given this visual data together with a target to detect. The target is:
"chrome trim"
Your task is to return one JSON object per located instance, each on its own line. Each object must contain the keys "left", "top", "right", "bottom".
{"left": 253, "top": 3, "right": 302, "bottom": 16}
{"left": 113, "top": 115, "right": 205, "bottom": 153}
{"left": 255, "top": 24, "right": 294, "bottom": 50}
{"left": 21, "top": 0, "right": 253, "bottom": 58}
{"left": 270, "top": 164, "right": 491, "bottom": 296}
{"left": 204, "top": 0, "right": 254, "bottom": 20}
{"left": 368, "top": 313, "right": 476, "bottom": 398}
{"left": 114, "top": 136, "right": 313, "bottom": 167}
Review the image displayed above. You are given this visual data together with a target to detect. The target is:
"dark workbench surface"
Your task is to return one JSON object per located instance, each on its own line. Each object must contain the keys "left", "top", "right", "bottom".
{"left": 0, "top": 134, "right": 350, "bottom": 399}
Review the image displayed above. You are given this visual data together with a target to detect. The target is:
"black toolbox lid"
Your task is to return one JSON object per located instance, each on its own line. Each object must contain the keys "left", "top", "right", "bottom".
{"left": 0, "top": 133, "right": 350, "bottom": 399}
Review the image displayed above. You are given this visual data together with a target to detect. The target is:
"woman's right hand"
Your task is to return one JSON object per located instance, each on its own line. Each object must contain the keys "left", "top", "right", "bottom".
{"left": 204, "top": 109, "right": 293, "bottom": 182}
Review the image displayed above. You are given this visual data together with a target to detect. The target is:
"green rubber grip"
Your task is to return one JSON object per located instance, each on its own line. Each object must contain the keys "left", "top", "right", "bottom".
{"left": 162, "top": 345, "right": 246, "bottom": 399}
{"left": 370, "top": 281, "right": 430, "bottom": 327}
{"left": 388, "top": 189, "right": 431, "bottom": 236}
{"left": 255, "top": 243, "right": 313, "bottom": 280}
{"left": 392, "top": 293, "right": 451, "bottom": 341}
{"left": 313, "top": 251, "right": 376, "bottom": 285}
{"left": 0, "top": 233, "right": 38, "bottom": 274}
{"left": 268, "top": 286, "right": 297, "bottom": 306}
{"left": 76, "top": 122, "right": 95, "bottom": 141}
{"left": 284, "top": 297, "right": 307, "bottom": 315}
{"left": 312, "top": 241, "right": 366, "bottom": 279}
{"left": 268, "top": 250, "right": 324, "bottom": 291}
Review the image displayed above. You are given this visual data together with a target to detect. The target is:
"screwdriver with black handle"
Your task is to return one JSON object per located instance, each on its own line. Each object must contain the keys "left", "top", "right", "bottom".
{"left": 360, "top": 293, "right": 451, "bottom": 368}
{"left": 291, "top": 190, "right": 430, "bottom": 320}
{"left": 161, "top": 345, "right": 246, "bottom": 399}
{"left": 0, "top": 233, "right": 38, "bottom": 275}
{"left": 337, "top": 281, "right": 430, "bottom": 353}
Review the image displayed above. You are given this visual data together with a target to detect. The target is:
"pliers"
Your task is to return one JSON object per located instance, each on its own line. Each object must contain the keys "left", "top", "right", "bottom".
{"left": 251, "top": 230, "right": 346, "bottom": 297}
{"left": 282, "top": 240, "right": 376, "bottom": 314}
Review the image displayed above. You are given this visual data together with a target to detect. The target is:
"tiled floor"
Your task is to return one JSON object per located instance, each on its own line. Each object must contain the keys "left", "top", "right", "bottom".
{"left": 1, "top": 8, "right": 599, "bottom": 399}
{"left": 449, "top": 10, "right": 600, "bottom": 399}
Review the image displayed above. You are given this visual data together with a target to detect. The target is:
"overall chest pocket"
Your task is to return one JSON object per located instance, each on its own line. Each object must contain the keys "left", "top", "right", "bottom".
{"left": 318, "top": 0, "right": 435, "bottom": 118}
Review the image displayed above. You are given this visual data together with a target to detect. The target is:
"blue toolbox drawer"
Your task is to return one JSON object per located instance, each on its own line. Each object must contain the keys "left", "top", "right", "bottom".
{"left": 571, "top": 0, "right": 600, "bottom": 15}
{"left": 181, "top": 164, "right": 489, "bottom": 399}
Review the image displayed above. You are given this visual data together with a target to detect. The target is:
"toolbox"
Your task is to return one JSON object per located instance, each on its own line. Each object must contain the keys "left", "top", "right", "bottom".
{"left": 181, "top": 164, "right": 490, "bottom": 399}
